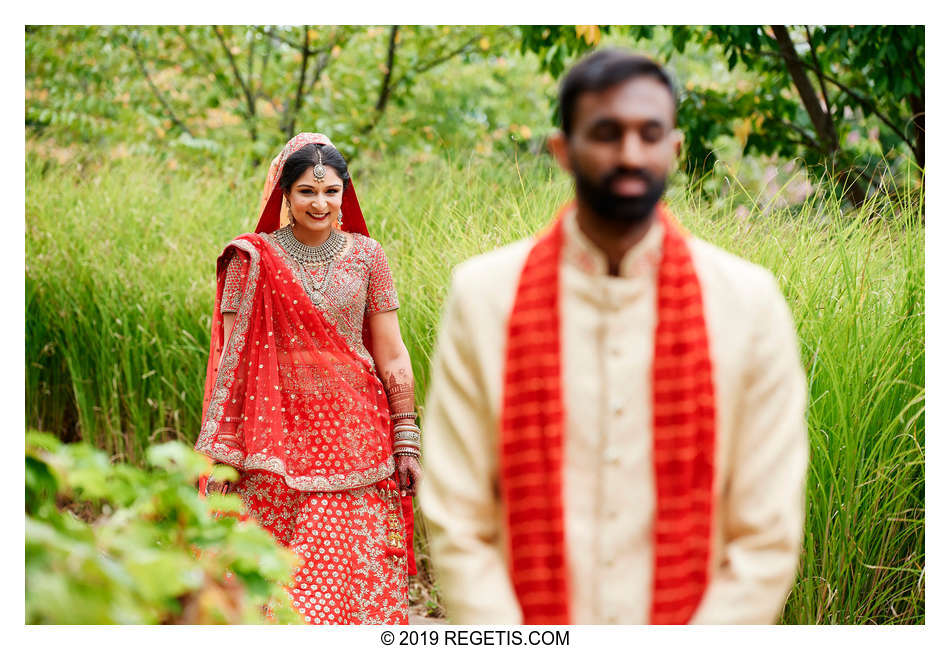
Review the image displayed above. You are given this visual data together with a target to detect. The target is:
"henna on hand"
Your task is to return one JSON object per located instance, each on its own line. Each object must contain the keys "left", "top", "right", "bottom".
{"left": 206, "top": 478, "right": 233, "bottom": 495}
{"left": 396, "top": 455, "right": 422, "bottom": 497}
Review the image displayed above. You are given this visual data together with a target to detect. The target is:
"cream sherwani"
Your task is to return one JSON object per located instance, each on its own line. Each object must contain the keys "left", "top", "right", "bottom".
{"left": 419, "top": 210, "right": 808, "bottom": 624}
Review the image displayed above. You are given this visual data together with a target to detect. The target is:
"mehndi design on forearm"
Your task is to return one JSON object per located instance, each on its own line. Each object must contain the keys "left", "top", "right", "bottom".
{"left": 385, "top": 368, "right": 422, "bottom": 459}
{"left": 384, "top": 368, "right": 416, "bottom": 416}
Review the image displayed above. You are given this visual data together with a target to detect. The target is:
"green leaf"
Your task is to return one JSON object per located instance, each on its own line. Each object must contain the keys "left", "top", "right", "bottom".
{"left": 25, "top": 456, "right": 59, "bottom": 515}
{"left": 27, "top": 430, "right": 62, "bottom": 453}
{"left": 209, "top": 463, "right": 239, "bottom": 483}
{"left": 147, "top": 441, "right": 209, "bottom": 480}
{"left": 125, "top": 548, "right": 203, "bottom": 600}
{"left": 205, "top": 493, "right": 245, "bottom": 514}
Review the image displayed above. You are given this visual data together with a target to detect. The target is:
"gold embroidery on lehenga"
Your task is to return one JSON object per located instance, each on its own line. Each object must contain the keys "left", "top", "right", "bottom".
{"left": 236, "top": 472, "right": 408, "bottom": 624}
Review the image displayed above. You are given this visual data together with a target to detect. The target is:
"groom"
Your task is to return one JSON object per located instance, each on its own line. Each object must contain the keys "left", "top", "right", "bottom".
{"left": 420, "top": 49, "right": 808, "bottom": 624}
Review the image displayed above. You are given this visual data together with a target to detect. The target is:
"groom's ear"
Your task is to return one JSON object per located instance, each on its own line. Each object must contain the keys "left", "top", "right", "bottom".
{"left": 547, "top": 132, "right": 571, "bottom": 173}
{"left": 672, "top": 128, "right": 684, "bottom": 159}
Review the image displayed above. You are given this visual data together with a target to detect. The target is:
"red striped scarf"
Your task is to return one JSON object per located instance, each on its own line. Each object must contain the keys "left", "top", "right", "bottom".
{"left": 499, "top": 202, "right": 716, "bottom": 624}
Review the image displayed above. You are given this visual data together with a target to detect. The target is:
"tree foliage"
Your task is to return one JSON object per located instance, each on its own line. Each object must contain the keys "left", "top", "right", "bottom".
{"left": 26, "top": 25, "right": 531, "bottom": 164}
{"left": 519, "top": 25, "right": 924, "bottom": 205}
{"left": 26, "top": 25, "right": 922, "bottom": 204}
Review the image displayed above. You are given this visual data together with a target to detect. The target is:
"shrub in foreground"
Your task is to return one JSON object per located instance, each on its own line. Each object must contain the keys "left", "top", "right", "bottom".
{"left": 25, "top": 432, "right": 301, "bottom": 624}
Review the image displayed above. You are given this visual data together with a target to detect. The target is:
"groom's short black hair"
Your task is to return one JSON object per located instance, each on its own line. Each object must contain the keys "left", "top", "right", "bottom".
{"left": 558, "top": 48, "right": 679, "bottom": 135}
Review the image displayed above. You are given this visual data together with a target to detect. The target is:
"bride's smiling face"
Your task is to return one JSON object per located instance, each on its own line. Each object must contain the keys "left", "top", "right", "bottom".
{"left": 286, "top": 165, "right": 344, "bottom": 243}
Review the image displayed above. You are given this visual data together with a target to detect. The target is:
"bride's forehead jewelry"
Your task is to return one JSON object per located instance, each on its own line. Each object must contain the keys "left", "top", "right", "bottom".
{"left": 313, "top": 148, "right": 327, "bottom": 181}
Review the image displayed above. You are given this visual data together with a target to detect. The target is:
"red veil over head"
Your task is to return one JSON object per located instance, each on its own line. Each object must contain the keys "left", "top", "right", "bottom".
{"left": 255, "top": 132, "right": 369, "bottom": 237}
{"left": 197, "top": 132, "right": 416, "bottom": 573}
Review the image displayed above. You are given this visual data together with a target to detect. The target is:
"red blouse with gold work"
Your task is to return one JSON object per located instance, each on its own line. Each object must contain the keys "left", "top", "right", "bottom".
{"left": 221, "top": 231, "right": 399, "bottom": 367}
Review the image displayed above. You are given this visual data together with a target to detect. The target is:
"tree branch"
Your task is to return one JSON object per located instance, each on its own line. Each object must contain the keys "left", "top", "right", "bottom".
{"left": 308, "top": 49, "right": 333, "bottom": 91}
{"left": 816, "top": 73, "right": 912, "bottom": 150}
{"left": 359, "top": 28, "right": 482, "bottom": 138}
{"left": 284, "top": 25, "right": 312, "bottom": 139}
{"left": 253, "top": 25, "right": 318, "bottom": 55}
{"left": 393, "top": 33, "right": 482, "bottom": 88}
{"left": 308, "top": 27, "right": 341, "bottom": 92}
{"left": 770, "top": 25, "right": 837, "bottom": 155}
{"left": 375, "top": 25, "right": 399, "bottom": 113}
{"left": 908, "top": 96, "right": 924, "bottom": 169}
{"left": 805, "top": 26, "right": 834, "bottom": 124}
{"left": 773, "top": 117, "right": 822, "bottom": 151}
{"left": 746, "top": 40, "right": 915, "bottom": 151}
{"left": 175, "top": 26, "right": 275, "bottom": 133}
{"left": 213, "top": 25, "right": 257, "bottom": 140}
{"left": 129, "top": 38, "right": 193, "bottom": 137}
{"left": 247, "top": 26, "right": 257, "bottom": 94}
{"left": 213, "top": 26, "right": 255, "bottom": 114}
{"left": 357, "top": 25, "right": 400, "bottom": 137}
{"left": 256, "top": 27, "right": 275, "bottom": 102}
{"left": 175, "top": 26, "right": 228, "bottom": 91}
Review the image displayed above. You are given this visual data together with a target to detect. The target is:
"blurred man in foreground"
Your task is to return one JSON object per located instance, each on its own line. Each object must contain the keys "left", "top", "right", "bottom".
{"left": 420, "top": 49, "right": 808, "bottom": 624}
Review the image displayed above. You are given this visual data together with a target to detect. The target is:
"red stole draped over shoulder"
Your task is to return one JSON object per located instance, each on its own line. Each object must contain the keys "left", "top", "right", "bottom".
{"left": 499, "top": 203, "right": 716, "bottom": 624}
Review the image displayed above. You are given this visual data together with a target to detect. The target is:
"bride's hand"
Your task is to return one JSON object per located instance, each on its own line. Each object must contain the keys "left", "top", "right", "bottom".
{"left": 203, "top": 463, "right": 240, "bottom": 495}
{"left": 395, "top": 455, "right": 422, "bottom": 497}
{"left": 205, "top": 478, "right": 233, "bottom": 495}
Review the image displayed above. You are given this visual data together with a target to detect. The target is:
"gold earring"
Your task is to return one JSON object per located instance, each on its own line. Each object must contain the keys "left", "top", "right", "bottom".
{"left": 338, "top": 211, "right": 343, "bottom": 228}
{"left": 286, "top": 200, "right": 295, "bottom": 227}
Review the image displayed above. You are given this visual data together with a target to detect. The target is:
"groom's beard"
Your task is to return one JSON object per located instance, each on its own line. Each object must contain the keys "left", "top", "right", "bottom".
{"left": 572, "top": 163, "right": 667, "bottom": 226}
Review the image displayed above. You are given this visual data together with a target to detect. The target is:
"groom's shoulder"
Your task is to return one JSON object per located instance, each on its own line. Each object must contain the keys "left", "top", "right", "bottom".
{"left": 687, "top": 234, "right": 787, "bottom": 315}
{"left": 451, "top": 237, "right": 535, "bottom": 296}
{"left": 689, "top": 235, "right": 773, "bottom": 281}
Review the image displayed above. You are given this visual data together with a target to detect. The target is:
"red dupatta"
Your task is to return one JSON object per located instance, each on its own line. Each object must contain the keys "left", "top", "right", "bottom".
{"left": 499, "top": 202, "right": 716, "bottom": 623}
{"left": 196, "top": 133, "right": 416, "bottom": 573}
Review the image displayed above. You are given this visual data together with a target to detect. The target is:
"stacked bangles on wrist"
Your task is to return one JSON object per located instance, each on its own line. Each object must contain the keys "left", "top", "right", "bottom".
{"left": 392, "top": 411, "right": 422, "bottom": 459}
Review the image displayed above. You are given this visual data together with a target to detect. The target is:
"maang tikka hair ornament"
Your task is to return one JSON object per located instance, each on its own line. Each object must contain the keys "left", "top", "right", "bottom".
{"left": 255, "top": 133, "right": 369, "bottom": 238}
{"left": 313, "top": 148, "right": 327, "bottom": 181}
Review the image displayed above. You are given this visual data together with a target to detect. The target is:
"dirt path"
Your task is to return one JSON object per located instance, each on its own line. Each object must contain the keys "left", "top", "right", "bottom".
{"left": 409, "top": 614, "right": 447, "bottom": 625}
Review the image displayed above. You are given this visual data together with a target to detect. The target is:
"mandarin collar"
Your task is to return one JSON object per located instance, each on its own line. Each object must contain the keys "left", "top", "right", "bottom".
{"left": 562, "top": 208, "right": 664, "bottom": 278}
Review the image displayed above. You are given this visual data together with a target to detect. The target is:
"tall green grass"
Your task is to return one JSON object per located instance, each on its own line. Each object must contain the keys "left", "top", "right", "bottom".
{"left": 26, "top": 148, "right": 923, "bottom": 623}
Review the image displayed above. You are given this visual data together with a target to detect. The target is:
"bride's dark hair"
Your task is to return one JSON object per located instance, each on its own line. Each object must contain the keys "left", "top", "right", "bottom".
{"left": 278, "top": 143, "right": 350, "bottom": 192}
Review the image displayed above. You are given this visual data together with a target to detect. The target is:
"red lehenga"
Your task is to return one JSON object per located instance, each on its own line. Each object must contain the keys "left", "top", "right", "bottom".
{"left": 194, "top": 133, "right": 414, "bottom": 624}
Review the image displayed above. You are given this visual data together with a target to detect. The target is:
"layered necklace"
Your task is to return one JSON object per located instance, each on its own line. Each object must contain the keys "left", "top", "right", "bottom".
{"left": 273, "top": 225, "right": 347, "bottom": 307}
{"left": 274, "top": 225, "right": 346, "bottom": 266}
